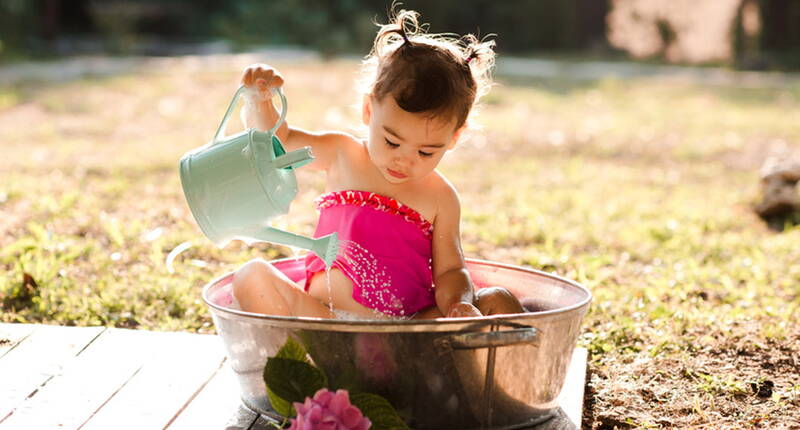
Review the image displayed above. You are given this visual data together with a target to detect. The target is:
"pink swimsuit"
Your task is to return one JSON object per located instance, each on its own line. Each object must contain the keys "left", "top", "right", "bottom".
{"left": 304, "top": 190, "right": 435, "bottom": 316}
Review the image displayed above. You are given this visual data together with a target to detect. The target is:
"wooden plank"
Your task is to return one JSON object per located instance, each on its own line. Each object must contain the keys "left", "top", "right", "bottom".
{"left": 556, "top": 347, "right": 588, "bottom": 428}
{"left": 0, "top": 327, "right": 157, "bottom": 430}
{"left": 81, "top": 330, "right": 227, "bottom": 430}
{"left": 166, "top": 359, "right": 244, "bottom": 430}
{"left": 0, "top": 324, "right": 105, "bottom": 423}
{"left": 0, "top": 323, "right": 37, "bottom": 359}
{"left": 224, "top": 404, "right": 259, "bottom": 430}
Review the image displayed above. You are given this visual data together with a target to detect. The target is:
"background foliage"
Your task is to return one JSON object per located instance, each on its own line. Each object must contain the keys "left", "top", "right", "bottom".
{"left": 2, "top": 0, "right": 800, "bottom": 68}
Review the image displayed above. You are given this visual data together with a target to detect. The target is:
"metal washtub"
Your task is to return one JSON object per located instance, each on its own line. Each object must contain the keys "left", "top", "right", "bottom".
{"left": 202, "top": 258, "right": 591, "bottom": 430}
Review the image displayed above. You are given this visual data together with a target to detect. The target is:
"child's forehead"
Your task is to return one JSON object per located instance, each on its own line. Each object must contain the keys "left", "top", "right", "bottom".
{"left": 374, "top": 95, "right": 458, "bottom": 135}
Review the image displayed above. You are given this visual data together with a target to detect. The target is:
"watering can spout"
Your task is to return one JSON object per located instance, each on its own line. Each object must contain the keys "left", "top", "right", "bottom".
{"left": 273, "top": 147, "right": 314, "bottom": 170}
{"left": 251, "top": 228, "right": 339, "bottom": 268}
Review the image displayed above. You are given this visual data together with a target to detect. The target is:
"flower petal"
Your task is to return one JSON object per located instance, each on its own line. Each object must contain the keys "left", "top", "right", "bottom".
{"left": 308, "top": 404, "right": 323, "bottom": 423}
{"left": 314, "top": 388, "right": 334, "bottom": 407}
{"left": 341, "top": 405, "right": 364, "bottom": 427}
{"left": 328, "top": 390, "right": 350, "bottom": 415}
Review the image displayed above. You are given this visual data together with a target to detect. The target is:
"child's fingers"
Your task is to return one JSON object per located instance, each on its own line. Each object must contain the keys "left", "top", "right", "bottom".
{"left": 446, "top": 302, "right": 482, "bottom": 318}
{"left": 241, "top": 67, "right": 255, "bottom": 86}
{"left": 257, "top": 77, "right": 284, "bottom": 97}
{"left": 270, "top": 73, "right": 285, "bottom": 88}
{"left": 244, "top": 70, "right": 283, "bottom": 92}
{"left": 241, "top": 64, "right": 273, "bottom": 86}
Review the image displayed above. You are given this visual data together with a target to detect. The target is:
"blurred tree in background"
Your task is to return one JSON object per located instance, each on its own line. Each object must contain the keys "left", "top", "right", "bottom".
{"left": 0, "top": 0, "right": 798, "bottom": 69}
{"left": 608, "top": 0, "right": 800, "bottom": 69}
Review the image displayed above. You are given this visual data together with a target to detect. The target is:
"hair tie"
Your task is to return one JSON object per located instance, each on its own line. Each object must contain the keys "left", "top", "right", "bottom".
{"left": 399, "top": 29, "right": 411, "bottom": 45}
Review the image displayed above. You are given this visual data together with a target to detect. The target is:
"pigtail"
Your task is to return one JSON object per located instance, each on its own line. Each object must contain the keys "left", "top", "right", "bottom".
{"left": 461, "top": 34, "right": 496, "bottom": 102}
{"left": 373, "top": 9, "right": 422, "bottom": 58}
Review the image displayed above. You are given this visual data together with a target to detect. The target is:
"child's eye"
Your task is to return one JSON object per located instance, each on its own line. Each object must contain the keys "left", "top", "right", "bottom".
{"left": 385, "top": 139, "right": 400, "bottom": 148}
{"left": 418, "top": 151, "right": 433, "bottom": 157}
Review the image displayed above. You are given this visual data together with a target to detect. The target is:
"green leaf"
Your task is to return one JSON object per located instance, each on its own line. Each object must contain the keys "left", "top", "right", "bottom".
{"left": 275, "top": 337, "right": 309, "bottom": 363}
{"left": 264, "top": 357, "right": 328, "bottom": 404}
{"left": 350, "top": 392, "right": 410, "bottom": 430}
{"left": 266, "top": 385, "right": 295, "bottom": 417}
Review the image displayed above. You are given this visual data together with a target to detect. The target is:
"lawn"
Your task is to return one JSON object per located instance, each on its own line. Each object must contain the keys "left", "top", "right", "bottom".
{"left": 1, "top": 57, "right": 798, "bottom": 428}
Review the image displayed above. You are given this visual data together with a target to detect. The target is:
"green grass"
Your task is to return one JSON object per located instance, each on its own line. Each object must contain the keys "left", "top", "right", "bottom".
{"left": 1, "top": 58, "right": 799, "bottom": 428}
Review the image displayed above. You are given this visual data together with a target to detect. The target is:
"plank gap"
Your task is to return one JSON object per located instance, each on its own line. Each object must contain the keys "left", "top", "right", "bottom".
{"left": 76, "top": 365, "right": 144, "bottom": 430}
{"left": 162, "top": 357, "right": 228, "bottom": 430}
{"left": 0, "top": 332, "right": 32, "bottom": 360}
{"left": 73, "top": 327, "right": 109, "bottom": 357}
{"left": 0, "top": 324, "right": 38, "bottom": 360}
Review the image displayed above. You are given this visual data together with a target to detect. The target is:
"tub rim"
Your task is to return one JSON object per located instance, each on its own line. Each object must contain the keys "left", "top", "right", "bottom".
{"left": 202, "top": 257, "right": 592, "bottom": 333}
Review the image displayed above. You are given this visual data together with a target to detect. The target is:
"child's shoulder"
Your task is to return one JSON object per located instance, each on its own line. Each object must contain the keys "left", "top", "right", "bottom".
{"left": 425, "top": 171, "right": 462, "bottom": 218}
{"left": 315, "top": 130, "right": 362, "bottom": 150}
{"left": 308, "top": 131, "right": 364, "bottom": 166}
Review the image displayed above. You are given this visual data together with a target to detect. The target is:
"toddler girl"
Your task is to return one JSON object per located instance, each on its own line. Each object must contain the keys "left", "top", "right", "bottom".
{"left": 233, "top": 9, "right": 523, "bottom": 319}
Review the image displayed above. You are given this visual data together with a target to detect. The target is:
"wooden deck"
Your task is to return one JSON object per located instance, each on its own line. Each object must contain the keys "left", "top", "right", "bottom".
{"left": 0, "top": 323, "right": 586, "bottom": 430}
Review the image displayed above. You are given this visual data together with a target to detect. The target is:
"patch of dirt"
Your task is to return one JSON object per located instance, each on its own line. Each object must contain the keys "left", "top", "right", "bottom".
{"left": 583, "top": 322, "right": 800, "bottom": 429}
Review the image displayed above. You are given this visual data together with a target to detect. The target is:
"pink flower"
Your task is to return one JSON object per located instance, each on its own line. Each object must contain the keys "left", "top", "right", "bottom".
{"left": 289, "top": 388, "right": 371, "bottom": 430}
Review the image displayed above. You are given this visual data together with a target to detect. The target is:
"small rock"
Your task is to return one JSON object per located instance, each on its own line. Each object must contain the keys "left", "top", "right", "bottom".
{"left": 755, "top": 156, "right": 800, "bottom": 218}
{"left": 597, "top": 414, "right": 633, "bottom": 429}
{"left": 750, "top": 379, "right": 774, "bottom": 398}
{"left": 761, "top": 156, "right": 800, "bottom": 182}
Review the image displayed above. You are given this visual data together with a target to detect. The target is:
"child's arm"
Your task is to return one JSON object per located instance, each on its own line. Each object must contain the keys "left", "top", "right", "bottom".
{"left": 241, "top": 64, "right": 341, "bottom": 171}
{"left": 431, "top": 183, "right": 482, "bottom": 318}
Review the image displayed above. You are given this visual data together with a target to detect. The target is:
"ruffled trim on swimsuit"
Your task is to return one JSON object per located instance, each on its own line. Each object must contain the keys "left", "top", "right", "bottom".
{"left": 315, "top": 190, "right": 434, "bottom": 239}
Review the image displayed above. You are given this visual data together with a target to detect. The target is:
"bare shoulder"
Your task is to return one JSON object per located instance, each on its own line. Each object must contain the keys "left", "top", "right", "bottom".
{"left": 322, "top": 131, "right": 367, "bottom": 159}
{"left": 314, "top": 130, "right": 361, "bottom": 150}
{"left": 428, "top": 172, "right": 461, "bottom": 223}
{"left": 291, "top": 129, "right": 361, "bottom": 170}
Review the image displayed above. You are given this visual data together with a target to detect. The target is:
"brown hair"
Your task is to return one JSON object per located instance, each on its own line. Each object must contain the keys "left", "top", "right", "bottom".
{"left": 360, "top": 8, "right": 495, "bottom": 130}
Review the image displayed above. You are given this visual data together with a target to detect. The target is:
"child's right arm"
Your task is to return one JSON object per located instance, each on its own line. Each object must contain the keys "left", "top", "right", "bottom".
{"left": 241, "top": 64, "right": 341, "bottom": 171}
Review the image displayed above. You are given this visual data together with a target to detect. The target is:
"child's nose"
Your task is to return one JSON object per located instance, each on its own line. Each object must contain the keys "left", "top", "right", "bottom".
{"left": 394, "top": 154, "right": 412, "bottom": 168}
{"left": 404, "top": 146, "right": 421, "bottom": 163}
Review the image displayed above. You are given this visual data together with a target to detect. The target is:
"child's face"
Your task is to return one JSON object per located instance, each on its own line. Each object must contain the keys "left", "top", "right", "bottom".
{"left": 363, "top": 95, "right": 462, "bottom": 185}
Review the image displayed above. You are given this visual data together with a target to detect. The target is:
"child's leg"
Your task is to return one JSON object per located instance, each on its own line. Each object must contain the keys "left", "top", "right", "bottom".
{"left": 232, "top": 259, "right": 334, "bottom": 318}
{"left": 474, "top": 287, "right": 525, "bottom": 316}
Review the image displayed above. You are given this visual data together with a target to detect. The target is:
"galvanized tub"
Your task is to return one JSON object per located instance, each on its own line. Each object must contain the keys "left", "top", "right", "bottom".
{"left": 203, "top": 258, "right": 591, "bottom": 430}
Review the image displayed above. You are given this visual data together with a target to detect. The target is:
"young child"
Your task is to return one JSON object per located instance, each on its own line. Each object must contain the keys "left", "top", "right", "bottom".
{"left": 232, "top": 9, "right": 524, "bottom": 319}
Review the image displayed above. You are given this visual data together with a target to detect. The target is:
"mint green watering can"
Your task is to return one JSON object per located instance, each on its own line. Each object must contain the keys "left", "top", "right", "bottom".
{"left": 179, "top": 86, "right": 338, "bottom": 267}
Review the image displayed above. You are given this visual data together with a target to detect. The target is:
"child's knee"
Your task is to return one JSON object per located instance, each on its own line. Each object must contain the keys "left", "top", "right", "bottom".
{"left": 233, "top": 259, "right": 275, "bottom": 297}
{"left": 475, "top": 286, "right": 524, "bottom": 315}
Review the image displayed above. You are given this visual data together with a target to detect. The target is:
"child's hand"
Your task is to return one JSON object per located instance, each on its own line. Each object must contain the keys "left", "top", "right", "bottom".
{"left": 446, "top": 301, "right": 482, "bottom": 318}
{"left": 241, "top": 64, "right": 285, "bottom": 98}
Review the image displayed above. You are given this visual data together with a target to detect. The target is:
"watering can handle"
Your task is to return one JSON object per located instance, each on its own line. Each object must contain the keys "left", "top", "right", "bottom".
{"left": 211, "top": 85, "right": 288, "bottom": 145}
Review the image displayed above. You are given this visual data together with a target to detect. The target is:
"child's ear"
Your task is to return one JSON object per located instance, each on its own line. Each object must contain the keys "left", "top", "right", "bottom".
{"left": 449, "top": 124, "right": 467, "bottom": 149}
{"left": 362, "top": 95, "right": 372, "bottom": 125}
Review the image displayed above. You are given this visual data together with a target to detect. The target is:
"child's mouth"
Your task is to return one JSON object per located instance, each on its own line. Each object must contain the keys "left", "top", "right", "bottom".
{"left": 387, "top": 168, "right": 407, "bottom": 179}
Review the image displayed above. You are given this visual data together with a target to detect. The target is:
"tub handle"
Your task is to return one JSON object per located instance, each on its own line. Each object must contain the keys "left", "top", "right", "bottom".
{"left": 434, "top": 327, "right": 539, "bottom": 353}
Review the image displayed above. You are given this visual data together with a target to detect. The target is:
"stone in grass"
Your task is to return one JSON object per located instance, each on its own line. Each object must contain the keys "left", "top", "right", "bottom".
{"left": 750, "top": 379, "right": 774, "bottom": 398}
{"left": 754, "top": 156, "right": 800, "bottom": 219}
